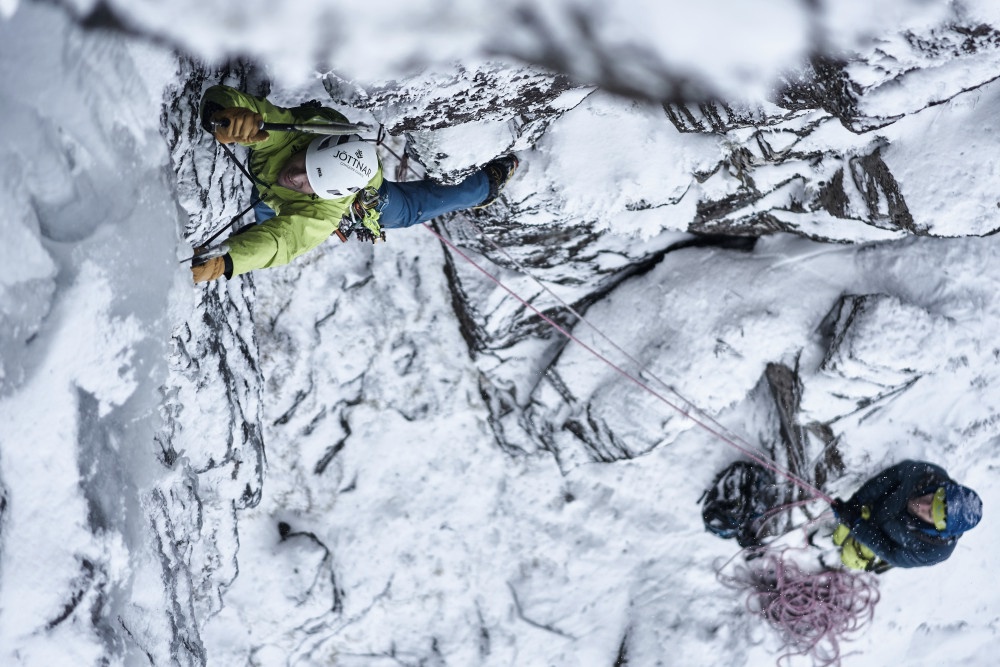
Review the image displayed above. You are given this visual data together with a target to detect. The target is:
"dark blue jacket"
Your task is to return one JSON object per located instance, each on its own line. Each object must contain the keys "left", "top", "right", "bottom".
{"left": 846, "top": 460, "right": 958, "bottom": 568}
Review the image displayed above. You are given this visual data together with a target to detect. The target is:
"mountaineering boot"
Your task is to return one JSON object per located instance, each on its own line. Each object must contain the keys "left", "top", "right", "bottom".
{"left": 476, "top": 154, "right": 519, "bottom": 208}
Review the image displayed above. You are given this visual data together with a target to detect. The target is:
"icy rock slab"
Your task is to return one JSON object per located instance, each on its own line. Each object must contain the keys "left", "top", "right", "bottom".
{"left": 802, "top": 293, "right": 952, "bottom": 422}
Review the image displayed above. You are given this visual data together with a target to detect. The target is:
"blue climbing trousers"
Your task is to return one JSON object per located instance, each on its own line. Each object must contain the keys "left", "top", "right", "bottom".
{"left": 250, "top": 170, "right": 489, "bottom": 228}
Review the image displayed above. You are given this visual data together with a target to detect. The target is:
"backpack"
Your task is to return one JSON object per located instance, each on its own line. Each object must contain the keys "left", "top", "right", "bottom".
{"left": 700, "top": 461, "right": 778, "bottom": 548}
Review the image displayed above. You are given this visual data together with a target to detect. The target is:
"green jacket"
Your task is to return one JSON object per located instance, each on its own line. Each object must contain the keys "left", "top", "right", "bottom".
{"left": 200, "top": 85, "right": 384, "bottom": 276}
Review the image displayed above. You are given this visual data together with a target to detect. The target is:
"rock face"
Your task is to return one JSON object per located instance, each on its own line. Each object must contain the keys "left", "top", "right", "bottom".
{"left": 661, "top": 19, "right": 1000, "bottom": 241}
{"left": 324, "top": 67, "right": 580, "bottom": 136}
{"left": 149, "top": 15, "right": 1000, "bottom": 665}
{"left": 802, "top": 293, "right": 956, "bottom": 424}
{"left": 161, "top": 23, "right": 1000, "bottom": 487}
{"left": 164, "top": 61, "right": 268, "bottom": 505}
{"left": 6, "top": 2, "right": 1000, "bottom": 665}
{"left": 317, "top": 32, "right": 999, "bottom": 471}
{"left": 137, "top": 60, "right": 268, "bottom": 666}
{"left": 778, "top": 25, "right": 1000, "bottom": 134}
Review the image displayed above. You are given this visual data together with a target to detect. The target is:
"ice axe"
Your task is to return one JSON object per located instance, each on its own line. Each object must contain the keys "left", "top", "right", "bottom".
{"left": 210, "top": 118, "right": 371, "bottom": 136}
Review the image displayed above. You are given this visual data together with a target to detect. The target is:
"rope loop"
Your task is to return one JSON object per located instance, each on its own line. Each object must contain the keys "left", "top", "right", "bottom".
{"left": 719, "top": 550, "right": 880, "bottom": 667}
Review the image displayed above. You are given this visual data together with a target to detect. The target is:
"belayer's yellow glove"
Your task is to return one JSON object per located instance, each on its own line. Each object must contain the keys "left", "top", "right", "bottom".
{"left": 191, "top": 256, "right": 226, "bottom": 283}
{"left": 211, "top": 108, "right": 269, "bottom": 144}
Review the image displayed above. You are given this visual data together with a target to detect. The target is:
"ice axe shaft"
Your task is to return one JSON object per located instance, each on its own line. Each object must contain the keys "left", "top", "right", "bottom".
{"left": 260, "top": 121, "right": 370, "bottom": 135}
{"left": 211, "top": 118, "right": 370, "bottom": 135}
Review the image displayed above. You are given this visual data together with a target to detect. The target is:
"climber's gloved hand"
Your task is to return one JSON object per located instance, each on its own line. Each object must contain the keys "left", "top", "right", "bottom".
{"left": 831, "top": 497, "right": 862, "bottom": 526}
{"left": 210, "top": 108, "right": 269, "bottom": 144}
{"left": 191, "top": 256, "right": 226, "bottom": 283}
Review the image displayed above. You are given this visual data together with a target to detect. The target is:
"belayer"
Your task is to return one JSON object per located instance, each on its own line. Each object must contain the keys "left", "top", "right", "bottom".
{"left": 831, "top": 459, "right": 982, "bottom": 570}
{"left": 191, "top": 85, "right": 519, "bottom": 283}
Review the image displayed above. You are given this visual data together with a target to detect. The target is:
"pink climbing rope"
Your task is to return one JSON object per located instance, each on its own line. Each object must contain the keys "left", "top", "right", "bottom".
{"left": 421, "top": 221, "right": 834, "bottom": 504}
{"left": 719, "top": 550, "right": 880, "bottom": 667}
{"left": 752, "top": 498, "right": 822, "bottom": 542}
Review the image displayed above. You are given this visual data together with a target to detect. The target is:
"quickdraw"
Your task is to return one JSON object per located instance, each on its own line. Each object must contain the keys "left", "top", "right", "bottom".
{"left": 335, "top": 186, "right": 385, "bottom": 244}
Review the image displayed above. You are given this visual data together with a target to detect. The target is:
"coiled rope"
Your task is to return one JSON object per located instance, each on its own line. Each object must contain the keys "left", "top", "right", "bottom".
{"left": 719, "top": 550, "right": 880, "bottom": 667}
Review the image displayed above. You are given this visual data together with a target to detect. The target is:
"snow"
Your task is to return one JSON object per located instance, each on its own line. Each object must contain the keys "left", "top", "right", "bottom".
{"left": 534, "top": 93, "right": 718, "bottom": 237}
{"left": 881, "top": 81, "right": 1000, "bottom": 236}
{"left": 3, "top": 1, "right": 1000, "bottom": 666}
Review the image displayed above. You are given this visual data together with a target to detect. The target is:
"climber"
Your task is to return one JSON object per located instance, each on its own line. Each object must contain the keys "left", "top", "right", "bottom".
{"left": 831, "top": 459, "right": 982, "bottom": 571}
{"left": 191, "top": 84, "right": 519, "bottom": 283}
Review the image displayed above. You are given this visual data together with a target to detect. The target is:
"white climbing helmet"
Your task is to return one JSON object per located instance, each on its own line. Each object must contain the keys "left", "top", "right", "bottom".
{"left": 305, "top": 137, "right": 379, "bottom": 199}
